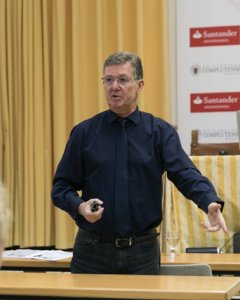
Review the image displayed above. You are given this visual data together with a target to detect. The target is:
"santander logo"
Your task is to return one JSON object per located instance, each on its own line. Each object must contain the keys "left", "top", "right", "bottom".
{"left": 192, "top": 30, "right": 202, "bottom": 39}
{"left": 190, "top": 25, "right": 240, "bottom": 47}
{"left": 193, "top": 96, "right": 203, "bottom": 104}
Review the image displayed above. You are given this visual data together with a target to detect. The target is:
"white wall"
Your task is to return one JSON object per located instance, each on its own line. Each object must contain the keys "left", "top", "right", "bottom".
{"left": 168, "top": 0, "right": 240, "bottom": 153}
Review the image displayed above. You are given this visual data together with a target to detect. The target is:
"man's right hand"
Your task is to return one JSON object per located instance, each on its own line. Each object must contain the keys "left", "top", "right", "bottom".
{"left": 77, "top": 199, "right": 104, "bottom": 223}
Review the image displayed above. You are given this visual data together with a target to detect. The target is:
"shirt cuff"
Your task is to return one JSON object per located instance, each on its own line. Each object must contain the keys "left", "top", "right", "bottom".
{"left": 68, "top": 195, "right": 84, "bottom": 220}
{"left": 199, "top": 194, "right": 224, "bottom": 214}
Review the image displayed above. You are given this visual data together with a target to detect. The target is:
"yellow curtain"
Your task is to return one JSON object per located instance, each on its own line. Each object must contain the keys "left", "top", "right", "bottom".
{"left": 162, "top": 155, "right": 240, "bottom": 253}
{"left": 0, "top": 0, "right": 170, "bottom": 249}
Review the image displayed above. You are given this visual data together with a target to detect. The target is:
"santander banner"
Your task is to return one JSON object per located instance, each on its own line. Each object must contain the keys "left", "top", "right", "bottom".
{"left": 176, "top": 0, "right": 240, "bottom": 153}
{"left": 190, "top": 25, "right": 240, "bottom": 47}
{"left": 191, "top": 92, "right": 240, "bottom": 112}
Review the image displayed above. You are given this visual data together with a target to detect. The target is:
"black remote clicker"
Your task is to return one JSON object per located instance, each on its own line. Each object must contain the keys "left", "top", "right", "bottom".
{"left": 90, "top": 201, "right": 100, "bottom": 212}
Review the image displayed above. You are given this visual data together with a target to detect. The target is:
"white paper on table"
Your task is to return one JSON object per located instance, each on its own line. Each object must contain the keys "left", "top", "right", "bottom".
{"left": 2, "top": 249, "right": 73, "bottom": 261}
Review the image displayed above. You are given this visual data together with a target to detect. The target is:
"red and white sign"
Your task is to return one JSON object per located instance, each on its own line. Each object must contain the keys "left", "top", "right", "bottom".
{"left": 191, "top": 92, "right": 240, "bottom": 112}
{"left": 190, "top": 25, "right": 240, "bottom": 47}
{"left": 190, "top": 26, "right": 240, "bottom": 47}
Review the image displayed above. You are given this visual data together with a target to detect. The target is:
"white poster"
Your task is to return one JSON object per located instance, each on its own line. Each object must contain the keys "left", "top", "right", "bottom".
{"left": 176, "top": 0, "right": 240, "bottom": 154}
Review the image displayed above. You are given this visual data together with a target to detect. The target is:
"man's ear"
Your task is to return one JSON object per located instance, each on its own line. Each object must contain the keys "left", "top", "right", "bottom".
{"left": 137, "top": 79, "right": 144, "bottom": 93}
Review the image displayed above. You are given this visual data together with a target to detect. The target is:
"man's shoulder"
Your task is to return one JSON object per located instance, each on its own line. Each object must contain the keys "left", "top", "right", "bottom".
{"left": 72, "top": 111, "right": 107, "bottom": 135}
{"left": 140, "top": 111, "right": 173, "bottom": 128}
{"left": 75, "top": 111, "right": 107, "bottom": 127}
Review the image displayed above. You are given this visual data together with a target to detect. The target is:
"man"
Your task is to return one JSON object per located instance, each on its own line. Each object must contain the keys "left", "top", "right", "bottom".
{"left": 51, "top": 51, "right": 227, "bottom": 275}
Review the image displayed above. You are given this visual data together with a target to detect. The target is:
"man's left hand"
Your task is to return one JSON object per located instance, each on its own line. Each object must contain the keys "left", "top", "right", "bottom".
{"left": 202, "top": 202, "right": 228, "bottom": 233}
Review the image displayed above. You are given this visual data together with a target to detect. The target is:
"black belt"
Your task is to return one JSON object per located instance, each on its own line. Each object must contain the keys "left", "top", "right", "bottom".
{"left": 81, "top": 229, "right": 159, "bottom": 248}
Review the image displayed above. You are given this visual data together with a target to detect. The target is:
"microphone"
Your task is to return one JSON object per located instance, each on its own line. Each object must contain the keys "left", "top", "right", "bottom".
{"left": 219, "top": 232, "right": 240, "bottom": 253}
{"left": 185, "top": 232, "right": 240, "bottom": 254}
{"left": 219, "top": 234, "right": 234, "bottom": 253}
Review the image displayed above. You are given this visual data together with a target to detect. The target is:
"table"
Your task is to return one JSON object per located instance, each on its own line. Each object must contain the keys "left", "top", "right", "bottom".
{"left": 1, "top": 257, "right": 71, "bottom": 272}
{"left": 161, "top": 155, "right": 240, "bottom": 253}
{"left": 3, "top": 252, "right": 240, "bottom": 275}
{"left": 0, "top": 272, "right": 240, "bottom": 300}
{"left": 161, "top": 253, "right": 240, "bottom": 275}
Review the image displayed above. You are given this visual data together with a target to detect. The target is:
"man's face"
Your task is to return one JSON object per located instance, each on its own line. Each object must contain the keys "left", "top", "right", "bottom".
{"left": 103, "top": 62, "right": 144, "bottom": 117}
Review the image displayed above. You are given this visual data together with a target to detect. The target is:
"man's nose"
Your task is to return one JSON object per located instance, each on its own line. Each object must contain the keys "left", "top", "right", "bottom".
{"left": 112, "top": 79, "right": 121, "bottom": 88}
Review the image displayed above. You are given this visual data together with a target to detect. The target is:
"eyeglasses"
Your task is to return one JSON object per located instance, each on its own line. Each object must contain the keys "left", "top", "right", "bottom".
{"left": 101, "top": 76, "right": 135, "bottom": 86}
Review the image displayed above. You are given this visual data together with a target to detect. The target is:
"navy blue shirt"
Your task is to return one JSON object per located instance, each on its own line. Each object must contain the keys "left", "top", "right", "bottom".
{"left": 51, "top": 108, "right": 223, "bottom": 236}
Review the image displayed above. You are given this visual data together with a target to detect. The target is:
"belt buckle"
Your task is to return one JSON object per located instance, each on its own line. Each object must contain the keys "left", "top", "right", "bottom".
{"left": 115, "top": 237, "right": 133, "bottom": 247}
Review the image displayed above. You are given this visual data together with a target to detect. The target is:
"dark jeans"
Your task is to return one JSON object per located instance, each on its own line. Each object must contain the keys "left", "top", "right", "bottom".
{"left": 70, "top": 229, "right": 160, "bottom": 275}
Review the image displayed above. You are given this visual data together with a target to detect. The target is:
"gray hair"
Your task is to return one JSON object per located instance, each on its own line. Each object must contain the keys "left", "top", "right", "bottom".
{"left": 103, "top": 52, "right": 143, "bottom": 80}
{"left": 0, "top": 182, "right": 11, "bottom": 248}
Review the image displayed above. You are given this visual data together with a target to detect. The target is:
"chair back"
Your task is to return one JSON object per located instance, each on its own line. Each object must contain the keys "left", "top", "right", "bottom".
{"left": 159, "top": 263, "right": 212, "bottom": 276}
{"left": 191, "top": 130, "right": 240, "bottom": 155}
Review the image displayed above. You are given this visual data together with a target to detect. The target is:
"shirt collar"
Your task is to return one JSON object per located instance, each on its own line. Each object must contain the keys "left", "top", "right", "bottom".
{"left": 107, "top": 107, "right": 140, "bottom": 125}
